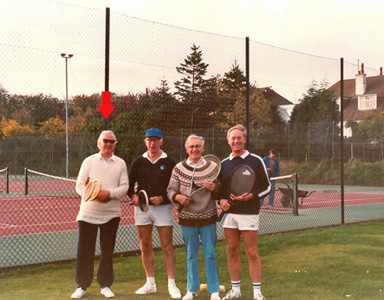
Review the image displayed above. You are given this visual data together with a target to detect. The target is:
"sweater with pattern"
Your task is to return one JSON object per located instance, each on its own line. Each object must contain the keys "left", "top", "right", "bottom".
{"left": 167, "top": 159, "right": 218, "bottom": 227}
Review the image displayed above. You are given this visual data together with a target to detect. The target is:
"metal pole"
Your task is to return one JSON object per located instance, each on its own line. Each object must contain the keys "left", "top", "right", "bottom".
{"left": 104, "top": 7, "right": 110, "bottom": 130}
{"left": 61, "top": 53, "right": 73, "bottom": 179}
{"left": 245, "top": 37, "right": 250, "bottom": 148}
{"left": 340, "top": 58, "right": 345, "bottom": 224}
{"left": 293, "top": 173, "right": 298, "bottom": 216}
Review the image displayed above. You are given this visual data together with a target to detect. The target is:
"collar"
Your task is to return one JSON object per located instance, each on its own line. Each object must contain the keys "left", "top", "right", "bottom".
{"left": 98, "top": 152, "right": 116, "bottom": 162}
{"left": 186, "top": 157, "right": 207, "bottom": 167}
{"left": 229, "top": 150, "right": 249, "bottom": 160}
{"left": 143, "top": 150, "right": 167, "bottom": 164}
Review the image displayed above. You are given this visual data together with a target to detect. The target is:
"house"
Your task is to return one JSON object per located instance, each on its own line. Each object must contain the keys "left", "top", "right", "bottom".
{"left": 328, "top": 63, "right": 384, "bottom": 137}
{"left": 257, "top": 87, "right": 294, "bottom": 122}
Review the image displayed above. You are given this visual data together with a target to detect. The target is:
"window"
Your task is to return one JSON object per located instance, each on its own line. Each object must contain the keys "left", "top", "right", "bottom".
{"left": 358, "top": 94, "right": 377, "bottom": 110}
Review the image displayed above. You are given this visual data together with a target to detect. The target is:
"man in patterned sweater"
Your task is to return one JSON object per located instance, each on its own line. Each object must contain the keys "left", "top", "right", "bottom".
{"left": 167, "top": 134, "right": 221, "bottom": 300}
{"left": 128, "top": 128, "right": 181, "bottom": 299}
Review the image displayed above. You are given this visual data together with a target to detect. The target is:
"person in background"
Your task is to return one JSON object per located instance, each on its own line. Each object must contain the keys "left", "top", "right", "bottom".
{"left": 167, "top": 134, "right": 221, "bottom": 300}
{"left": 71, "top": 130, "right": 129, "bottom": 299}
{"left": 260, "top": 149, "right": 280, "bottom": 207}
{"left": 219, "top": 124, "right": 270, "bottom": 300}
{"left": 128, "top": 128, "right": 181, "bottom": 299}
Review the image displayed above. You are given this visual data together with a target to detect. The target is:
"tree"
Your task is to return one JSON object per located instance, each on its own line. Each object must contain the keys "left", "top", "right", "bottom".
{"left": 358, "top": 112, "right": 384, "bottom": 142}
{"left": 290, "top": 80, "right": 338, "bottom": 124}
{"left": 174, "top": 44, "right": 212, "bottom": 129}
{"left": 289, "top": 80, "right": 339, "bottom": 161}
{"left": 1, "top": 116, "right": 35, "bottom": 137}
{"left": 38, "top": 116, "right": 66, "bottom": 137}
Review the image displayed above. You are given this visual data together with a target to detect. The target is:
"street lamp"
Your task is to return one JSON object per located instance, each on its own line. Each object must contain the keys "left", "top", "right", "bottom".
{"left": 61, "top": 53, "right": 73, "bottom": 179}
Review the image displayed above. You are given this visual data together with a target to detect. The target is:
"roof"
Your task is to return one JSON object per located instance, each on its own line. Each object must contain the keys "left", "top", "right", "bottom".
{"left": 257, "top": 87, "right": 293, "bottom": 106}
{"left": 328, "top": 75, "right": 384, "bottom": 122}
{"left": 328, "top": 75, "right": 384, "bottom": 97}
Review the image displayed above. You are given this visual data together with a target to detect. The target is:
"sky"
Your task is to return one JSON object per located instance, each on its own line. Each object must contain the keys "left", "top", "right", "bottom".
{"left": 1, "top": 0, "right": 384, "bottom": 102}
{"left": 60, "top": 0, "right": 384, "bottom": 67}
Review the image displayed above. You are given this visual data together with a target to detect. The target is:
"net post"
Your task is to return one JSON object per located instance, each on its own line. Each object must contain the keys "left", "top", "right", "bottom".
{"left": 6, "top": 166, "right": 9, "bottom": 194}
{"left": 24, "top": 167, "right": 28, "bottom": 195}
{"left": 293, "top": 173, "right": 298, "bottom": 216}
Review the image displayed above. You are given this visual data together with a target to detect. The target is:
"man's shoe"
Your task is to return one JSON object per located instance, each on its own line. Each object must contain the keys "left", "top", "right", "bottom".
{"left": 71, "top": 287, "right": 86, "bottom": 299}
{"left": 182, "top": 291, "right": 198, "bottom": 300}
{"left": 168, "top": 283, "right": 181, "bottom": 299}
{"left": 254, "top": 293, "right": 266, "bottom": 300}
{"left": 222, "top": 289, "right": 241, "bottom": 299}
{"left": 211, "top": 292, "right": 221, "bottom": 300}
{"left": 101, "top": 287, "right": 115, "bottom": 298}
{"left": 135, "top": 282, "right": 157, "bottom": 294}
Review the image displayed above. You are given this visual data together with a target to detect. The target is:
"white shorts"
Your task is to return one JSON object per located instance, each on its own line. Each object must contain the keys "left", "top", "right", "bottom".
{"left": 222, "top": 213, "right": 259, "bottom": 231}
{"left": 134, "top": 204, "right": 174, "bottom": 227}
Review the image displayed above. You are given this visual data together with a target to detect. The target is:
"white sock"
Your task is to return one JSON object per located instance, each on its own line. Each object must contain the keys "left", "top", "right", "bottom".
{"left": 168, "top": 278, "right": 176, "bottom": 286}
{"left": 253, "top": 282, "right": 261, "bottom": 296}
{"left": 147, "top": 277, "right": 155, "bottom": 285}
{"left": 231, "top": 280, "right": 241, "bottom": 292}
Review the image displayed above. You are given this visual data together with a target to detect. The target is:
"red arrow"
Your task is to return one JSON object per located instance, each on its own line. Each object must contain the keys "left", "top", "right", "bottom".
{"left": 98, "top": 91, "right": 115, "bottom": 119}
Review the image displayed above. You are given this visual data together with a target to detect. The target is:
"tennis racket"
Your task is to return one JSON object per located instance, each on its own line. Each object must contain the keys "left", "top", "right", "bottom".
{"left": 178, "top": 154, "right": 221, "bottom": 212}
{"left": 217, "top": 164, "right": 255, "bottom": 221}
{"left": 137, "top": 189, "right": 149, "bottom": 212}
{"left": 83, "top": 179, "right": 101, "bottom": 202}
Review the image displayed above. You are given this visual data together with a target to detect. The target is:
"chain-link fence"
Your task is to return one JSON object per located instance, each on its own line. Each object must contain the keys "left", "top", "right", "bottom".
{"left": 1, "top": 0, "right": 384, "bottom": 270}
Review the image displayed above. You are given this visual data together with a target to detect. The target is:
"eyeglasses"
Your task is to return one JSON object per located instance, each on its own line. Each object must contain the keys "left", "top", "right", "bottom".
{"left": 103, "top": 139, "right": 117, "bottom": 144}
{"left": 187, "top": 144, "right": 202, "bottom": 149}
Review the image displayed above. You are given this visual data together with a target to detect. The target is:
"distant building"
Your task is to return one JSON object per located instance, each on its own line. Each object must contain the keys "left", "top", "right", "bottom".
{"left": 328, "top": 63, "right": 384, "bottom": 137}
{"left": 257, "top": 87, "right": 294, "bottom": 122}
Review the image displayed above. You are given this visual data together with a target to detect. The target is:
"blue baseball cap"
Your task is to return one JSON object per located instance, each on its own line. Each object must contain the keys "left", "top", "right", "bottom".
{"left": 145, "top": 128, "right": 162, "bottom": 139}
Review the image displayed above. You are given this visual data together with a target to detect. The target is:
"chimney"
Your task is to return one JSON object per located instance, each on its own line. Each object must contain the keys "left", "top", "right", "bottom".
{"left": 380, "top": 67, "right": 383, "bottom": 76}
{"left": 355, "top": 63, "right": 367, "bottom": 95}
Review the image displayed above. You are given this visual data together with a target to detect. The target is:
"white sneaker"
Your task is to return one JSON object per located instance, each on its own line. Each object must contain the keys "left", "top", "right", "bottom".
{"left": 168, "top": 283, "right": 181, "bottom": 299}
{"left": 135, "top": 282, "right": 157, "bottom": 294}
{"left": 254, "top": 293, "right": 266, "bottom": 300}
{"left": 71, "top": 287, "right": 86, "bottom": 299}
{"left": 222, "top": 289, "right": 241, "bottom": 299}
{"left": 211, "top": 292, "right": 221, "bottom": 300}
{"left": 182, "top": 291, "right": 198, "bottom": 300}
{"left": 101, "top": 287, "right": 115, "bottom": 298}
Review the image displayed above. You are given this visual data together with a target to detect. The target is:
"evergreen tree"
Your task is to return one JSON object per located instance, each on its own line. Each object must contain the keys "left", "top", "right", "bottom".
{"left": 174, "top": 44, "right": 211, "bottom": 129}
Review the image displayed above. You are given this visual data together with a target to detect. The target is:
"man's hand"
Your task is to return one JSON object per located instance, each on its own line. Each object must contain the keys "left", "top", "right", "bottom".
{"left": 149, "top": 195, "right": 164, "bottom": 206}
{"left": 175, "top": 194, "right": 192, "bottom": 207}
{"left": 203, "top": 182, "right": 216, "bottom": 192}
{"left": 229, "top": 192, "right": 253, "bottom": 202}
{"left": 220, "top": 199, "right": 232, "bottom": 211}
{"left": 96, "top": 190, "right": 111, "bottom": 203}
{"left": 130, "top": 193, "right": 139, "bottom": 206}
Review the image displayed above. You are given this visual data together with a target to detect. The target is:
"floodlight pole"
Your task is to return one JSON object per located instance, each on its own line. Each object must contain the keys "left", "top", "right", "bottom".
{"left": 61, "top": 53, "right": 73, "bottom": 179}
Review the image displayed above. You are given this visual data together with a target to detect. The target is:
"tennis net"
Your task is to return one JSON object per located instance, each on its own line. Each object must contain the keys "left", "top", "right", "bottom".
{"left": 260, "top": 173, "right": 300, "bottom": 215}
{"left": 25, "top": 168, "right": 77, "bottom": 196}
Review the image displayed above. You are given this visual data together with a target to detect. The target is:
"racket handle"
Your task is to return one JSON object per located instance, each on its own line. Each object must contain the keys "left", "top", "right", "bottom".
{"left": 177, "top": 204, "right": 184, "bottom": 213}
{"left": 217, "top": 210, "right": 225, "bottom": 222}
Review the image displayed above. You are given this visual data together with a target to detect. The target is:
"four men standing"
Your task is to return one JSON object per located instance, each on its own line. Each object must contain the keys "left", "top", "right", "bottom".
{"left": 73, "top": 126, "right": 272, "bottom": 300}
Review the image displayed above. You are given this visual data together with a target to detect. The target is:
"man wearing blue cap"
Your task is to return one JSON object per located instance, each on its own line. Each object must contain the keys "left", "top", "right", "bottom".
{"left": 128, "top": 128, "right": 181, "bottom": 299}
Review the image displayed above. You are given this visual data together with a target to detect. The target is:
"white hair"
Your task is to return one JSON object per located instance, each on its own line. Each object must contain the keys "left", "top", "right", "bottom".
{"left": 185, "top": 134, "right": 205, "bottom": 147}
{"left": 97, "top": 130, "right": 116, "bottom": 145}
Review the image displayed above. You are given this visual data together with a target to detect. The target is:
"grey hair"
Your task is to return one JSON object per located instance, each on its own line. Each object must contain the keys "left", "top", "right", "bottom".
{"left": 185, "top": 134, "right": 205, "bottom": 147}
{"left": 227, "top": 124, "right": 247, "bottom": 139}
{"left": 97, "top": 130, "right": 117, "bottom": 145}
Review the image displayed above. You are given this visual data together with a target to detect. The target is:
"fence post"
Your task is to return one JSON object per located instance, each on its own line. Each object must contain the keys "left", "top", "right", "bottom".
{"left": 6, "top": 166, "right": 9, "bottom": 194}
{"left": 293, "top": 173, "right": 298, "bottom": 216}
{"left": 24, "top": 167, "right": 28, "bottom": 195}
